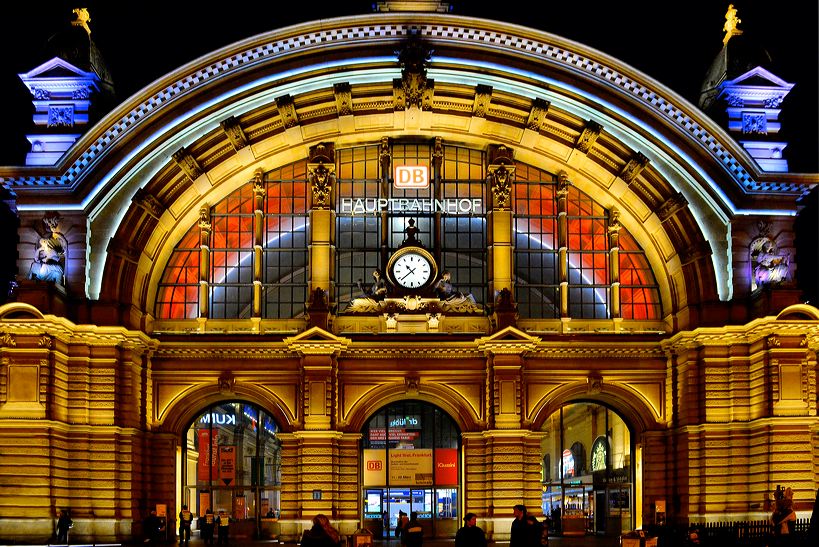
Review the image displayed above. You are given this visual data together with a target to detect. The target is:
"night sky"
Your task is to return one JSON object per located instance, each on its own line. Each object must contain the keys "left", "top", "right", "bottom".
{"left": 1, "top": 1, "right": 816, "bottom": 172}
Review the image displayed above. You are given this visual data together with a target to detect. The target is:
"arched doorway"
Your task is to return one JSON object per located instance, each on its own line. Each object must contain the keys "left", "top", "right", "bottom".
{"left": 182, "top": 402, "right": 281, "bottom": 539}
{"left": 540, "top": 402, "right": 633, "bottom": 537}
{"left": 360, "top": 400, "right": 461, "bottom": 539}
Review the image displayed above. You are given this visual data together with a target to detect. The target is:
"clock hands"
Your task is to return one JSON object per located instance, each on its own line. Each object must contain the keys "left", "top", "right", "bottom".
{"left": 399, "top": 266, "right": 417, "bottom": 281}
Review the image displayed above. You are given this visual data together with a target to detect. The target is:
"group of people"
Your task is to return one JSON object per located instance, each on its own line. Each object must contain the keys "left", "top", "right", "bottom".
{"left": 197, "top": 508, "right": 232, "bottom": 546}
{"left": 393, "top": 511, "right": 424, "bottom": 546}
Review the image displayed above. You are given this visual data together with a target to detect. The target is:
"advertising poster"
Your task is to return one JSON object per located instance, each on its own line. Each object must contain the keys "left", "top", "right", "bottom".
{"left": 389, "top": 449, "right": 432, "bottom": 485}
{"left": 219, "top": 446, "right": 236, "bottom": 485}
{"left": 434, "top": 448, "right": 458, "bottom": 484}
{"left": 197, "top": 430, "right": 219, "bottom": 481}
{"left": 363, "top": 448, "right": 387, "bottom": 486}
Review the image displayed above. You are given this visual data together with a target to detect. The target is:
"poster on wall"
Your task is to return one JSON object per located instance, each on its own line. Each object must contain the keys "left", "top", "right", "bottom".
{"left": 197, "top": 430, "right": 219, "bottom": 481}
{"left": 389, "top": 449, "right": 432, "bottom": 485}
{"left": 219, "top": 446, "right": 236, "bottom": 485}
{"left": 363, "top": 449, "right": 387, "bottom": 486}
{"left": 434, "top": 448, "right": 458, "bottom": 484}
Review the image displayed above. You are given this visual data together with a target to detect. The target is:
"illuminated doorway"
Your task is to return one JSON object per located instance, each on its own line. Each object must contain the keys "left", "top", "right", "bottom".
{"left": 541, "top": 402, "right": 633, "bottom": 536}
{"left": 181, "top": 402, "right": 281, "bottom": 539}
{"left": 361, "top": 401, "right": 460, "bottom": 538}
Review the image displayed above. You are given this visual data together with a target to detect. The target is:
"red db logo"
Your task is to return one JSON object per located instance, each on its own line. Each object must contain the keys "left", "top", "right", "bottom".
{"left": 394, "top": 165, "right": 429, "bottom": 189}
{"left": 367, "top": 461, "right": 383, "bottom": 471}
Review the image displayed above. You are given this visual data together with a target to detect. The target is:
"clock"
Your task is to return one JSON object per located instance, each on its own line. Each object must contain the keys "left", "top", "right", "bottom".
{"left": 387, "top": 247, "right": 437, "bottom": 290}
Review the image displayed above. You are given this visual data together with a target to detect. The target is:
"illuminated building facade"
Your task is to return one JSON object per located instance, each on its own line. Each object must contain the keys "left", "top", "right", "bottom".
{"left": 0, "top": 2, "right": 817, "bottom": 543}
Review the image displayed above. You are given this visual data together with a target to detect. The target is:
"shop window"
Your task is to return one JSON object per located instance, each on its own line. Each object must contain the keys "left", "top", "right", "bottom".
{"left": 540, "top": 402, "right": 633, "bottom": 535}
{"left": 183, "top": 402, "right": 281, "bottom": 524}
{"left": 361, "top": 401, "right": 461, "bottom": 538}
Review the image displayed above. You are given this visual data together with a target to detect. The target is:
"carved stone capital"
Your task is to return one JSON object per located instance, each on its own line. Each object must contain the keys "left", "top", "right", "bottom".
{"left": 432, "top": 136, "right": 443, "bottom": 173}
{"left": 198, "top": 206, "right": 212, "bottom": 236}
{"left": 379, "top": 137, "right": 392, "bottom": 179}
{"left": 556, "top": 171, "right": 570, "bottom": 198}
{"left": 308, "top": 143, "right": 336, "bottom": 209}
{"left": 607, "top": 209, "right": 622, "bottom": 235}
{"left": 575, "top": 120, "right": 602, "bottom": 153}
{"left": 172, "top": 147, "right": 203, "bottom": 181}
{"left": 219, "top": 116, "right": 248, "bottom": 151}
{"left": 487, "top": 144, "right": 515, "bottom": 209}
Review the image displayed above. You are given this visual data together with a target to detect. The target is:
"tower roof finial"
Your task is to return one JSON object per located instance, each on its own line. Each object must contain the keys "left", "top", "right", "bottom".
{"left": 72, "top": 7, "right": 91, "bottom": 36}
{"left": 722, "top": 4, "right": 743, "bottom": 45}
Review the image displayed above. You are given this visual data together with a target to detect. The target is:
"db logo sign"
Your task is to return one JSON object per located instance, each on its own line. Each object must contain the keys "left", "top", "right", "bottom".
{"left": 367, "top": 460, "right": 383, "bottom": 471}
{"left": 394, "top": 165, "right": 429, "bottom": 189}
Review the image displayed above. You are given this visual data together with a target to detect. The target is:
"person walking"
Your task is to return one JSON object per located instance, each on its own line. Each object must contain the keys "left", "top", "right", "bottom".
{"left": 395, "top": 511, "right": 409, "bottom": 541}
{"left": 300, "top": 514, "right": 341, "bottom": 547}
{"left": 404, "top": 512, "right": 423, "bottom": 547}
{"left": 510, "top": 504, "right": 528, "bottom": 547}
{"left": 455, "top": 512, "right": 487, "bottom": 547}
{"left": 178, "top": 505, "right": 193, "bottom": 547}
{"left": 56, "top": 509, "right": 73, "bottom": 544}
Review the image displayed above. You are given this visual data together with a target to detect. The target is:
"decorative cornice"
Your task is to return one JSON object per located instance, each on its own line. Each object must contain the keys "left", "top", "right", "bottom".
{"left": 2, "top": 19, "right": 808, "bottom": 198}
{"left": 154, "top": 346, "right": 296, "bottom": 359}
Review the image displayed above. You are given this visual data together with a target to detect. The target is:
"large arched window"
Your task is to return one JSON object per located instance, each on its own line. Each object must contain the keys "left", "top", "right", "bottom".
{"left": 360, "top": 401, "right": 461, "bottom": 539}
{"left": 156, "top": 162, "right": 309, "bottom": 319}
{"left": 183, "top": 402, "right": 281, "bottom": 533}
{"left": 514, "top": 164, "right": 661, "bottom": 319}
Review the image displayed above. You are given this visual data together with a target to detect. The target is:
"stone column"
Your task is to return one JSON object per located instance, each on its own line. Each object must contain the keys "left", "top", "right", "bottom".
{"left": 556, "top": 171, "right": 569, "bottom": 317}
{"left": 307, "top": 143, "right": 336, "bottom": 297}
{"left": 487, "top": 145, "right": 516, "bottom": 322}
{"left": 252, "top": 169, "right": 265, "bottom": 317}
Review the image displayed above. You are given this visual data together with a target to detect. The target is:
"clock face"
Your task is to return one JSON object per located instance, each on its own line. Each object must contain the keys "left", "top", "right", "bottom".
{"left": 391, "top": 252, "right": 433, "bottom": 289}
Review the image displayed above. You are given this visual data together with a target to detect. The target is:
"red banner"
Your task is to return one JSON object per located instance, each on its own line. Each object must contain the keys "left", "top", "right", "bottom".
{"left": 435, "top": 448, "right": 458, "bottom": 484}
{"left": 197, "top": 430, "right": 219, "bottom": 481}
